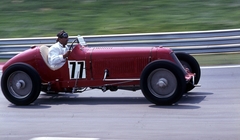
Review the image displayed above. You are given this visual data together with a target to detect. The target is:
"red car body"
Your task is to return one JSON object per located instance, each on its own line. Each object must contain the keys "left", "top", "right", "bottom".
{"left": 1, "top": 36, "right": 201, "bottom": 105}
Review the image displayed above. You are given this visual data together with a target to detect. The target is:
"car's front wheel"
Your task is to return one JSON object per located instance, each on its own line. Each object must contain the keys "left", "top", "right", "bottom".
{"left": 140, "top": 60, "right": 186, "bottom": 105}
{"left": 175, "top": 52, "right": 201, "bottom": 92}
{"left": 1, "top": 63, "right": 41, "bottom": 105}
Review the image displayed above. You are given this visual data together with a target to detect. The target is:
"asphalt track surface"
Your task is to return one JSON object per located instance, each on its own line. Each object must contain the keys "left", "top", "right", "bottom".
{"left": 0, "top": 65, "right": 240, "bottom": 140}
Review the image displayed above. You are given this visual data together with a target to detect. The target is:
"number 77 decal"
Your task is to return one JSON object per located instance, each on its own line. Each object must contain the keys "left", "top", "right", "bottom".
{"left": 68, "top": 61, "right": 86, "bottom": 79}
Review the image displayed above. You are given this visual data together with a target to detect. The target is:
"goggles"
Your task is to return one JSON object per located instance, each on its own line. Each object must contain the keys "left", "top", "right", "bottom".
{"left": 59, "top": 32, "right": 68, "bottom": 38}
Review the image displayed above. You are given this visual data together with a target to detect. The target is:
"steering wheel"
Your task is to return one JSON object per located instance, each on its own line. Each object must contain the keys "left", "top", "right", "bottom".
{"left": 69, "top": 38, "right": 79, "bottom": 51}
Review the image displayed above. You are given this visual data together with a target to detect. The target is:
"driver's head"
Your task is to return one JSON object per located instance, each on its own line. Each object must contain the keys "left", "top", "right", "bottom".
{"left": 56, "top": 30, "right": 69, "bottom": 46}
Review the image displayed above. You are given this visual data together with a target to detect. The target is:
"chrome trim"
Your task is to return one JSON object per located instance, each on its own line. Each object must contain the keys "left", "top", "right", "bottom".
{"left": 103, "top": 69, "right": 140, "bottom": 81}
{"left": 103, "top": 78, "right": 140, "bottom": 81}
{"left": 191, "top": 74, "right": 201, "bottom": 87}
{"left": 103, "top": 69, "right": 108, "bottom": 80}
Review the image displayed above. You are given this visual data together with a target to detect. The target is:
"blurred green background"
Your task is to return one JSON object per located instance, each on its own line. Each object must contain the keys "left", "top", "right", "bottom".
{"left": 0, "top": 0, "right": 239, "bottom": 66}
{"left": 0, "top": 0, "right": 239, "bottom": 38}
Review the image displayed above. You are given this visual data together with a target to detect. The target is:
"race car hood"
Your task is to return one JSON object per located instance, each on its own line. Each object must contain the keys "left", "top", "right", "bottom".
{"left": 89, "top": 46, "right": 173, "bottom": 79}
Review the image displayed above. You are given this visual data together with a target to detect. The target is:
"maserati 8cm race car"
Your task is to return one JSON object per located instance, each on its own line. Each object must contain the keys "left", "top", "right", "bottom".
{"left": 1, "top": 35, "right": 201, "bottom": 105}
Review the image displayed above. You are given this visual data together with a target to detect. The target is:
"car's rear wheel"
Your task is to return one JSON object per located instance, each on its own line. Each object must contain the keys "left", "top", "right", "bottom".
{"left": 175, "top": 52, "right": 201, "bottom": 92}
{"left": 140, "top": 60, "right": 186, "bottom": 105}
{"left": 1, "top": 63, "right": 41, "bottom": 105}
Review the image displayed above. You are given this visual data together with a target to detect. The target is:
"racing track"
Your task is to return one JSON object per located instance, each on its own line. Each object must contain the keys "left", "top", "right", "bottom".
{"left": 0, "top": 65, "right": 240, "bottom": 140}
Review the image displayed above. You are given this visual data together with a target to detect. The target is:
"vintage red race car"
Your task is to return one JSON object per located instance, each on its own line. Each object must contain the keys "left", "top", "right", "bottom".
{"left": 1, "top": 35, "right": 201, "bottom": 105}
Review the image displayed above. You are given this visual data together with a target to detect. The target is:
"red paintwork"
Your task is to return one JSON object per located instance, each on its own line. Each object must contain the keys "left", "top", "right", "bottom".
{"left": 2, "top": 44, "right": 185, "bottom": 92}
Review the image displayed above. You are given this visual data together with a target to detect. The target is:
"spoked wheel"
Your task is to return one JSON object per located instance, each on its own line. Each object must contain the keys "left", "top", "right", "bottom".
{"left": 175, "top": 52, "right": 201, "bottom": 92}
{"left": 1, "top": 63, "right": 41, "bottom": 105}
{"left": 140, "top": 60, "right": 186, "bottom": 105}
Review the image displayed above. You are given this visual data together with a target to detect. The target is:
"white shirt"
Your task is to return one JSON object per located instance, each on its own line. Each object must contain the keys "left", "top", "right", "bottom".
{"left": 48, "top": 42, "right": 69, "bottom": 69}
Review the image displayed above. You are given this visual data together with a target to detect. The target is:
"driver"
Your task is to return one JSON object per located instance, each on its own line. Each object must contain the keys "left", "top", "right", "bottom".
{"left": 48, "top": 30, "right": 71, "bottom": 69}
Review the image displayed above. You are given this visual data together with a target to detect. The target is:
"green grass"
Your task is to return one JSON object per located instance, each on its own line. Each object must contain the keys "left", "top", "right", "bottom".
{"left": 0, "top": 0, "right": 240, "bottom": 38}
{"left": 193, "top": 53, "right": 240, "bottom": 66}
{"left": 0, "top": 0, "right": 239, "bottom": 66}
{"left": 0, "top": 59, "right": 7, "bottom": 62}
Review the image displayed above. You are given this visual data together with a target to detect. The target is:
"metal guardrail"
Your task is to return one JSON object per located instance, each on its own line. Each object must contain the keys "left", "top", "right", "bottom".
{"left": 0, "top": 29, "right": 240, "bottom": 59}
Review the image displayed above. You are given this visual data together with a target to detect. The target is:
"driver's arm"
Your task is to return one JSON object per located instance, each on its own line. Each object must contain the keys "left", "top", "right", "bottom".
{"left": 48, "top": 47, "right": 66, "bottom": 65}
{"left": 63, "top": 51, "right": 71, "bottom": 59}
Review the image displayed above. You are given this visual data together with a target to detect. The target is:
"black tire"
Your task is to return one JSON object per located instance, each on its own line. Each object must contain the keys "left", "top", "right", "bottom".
{"left": 1, "top": 63, "right": 41, "bottom": 105}
{"left": 176, "top": 52, "right": 201, "bottom": 92}
{"left": 140, "top": 60, "right": 186, "bottom": 105}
